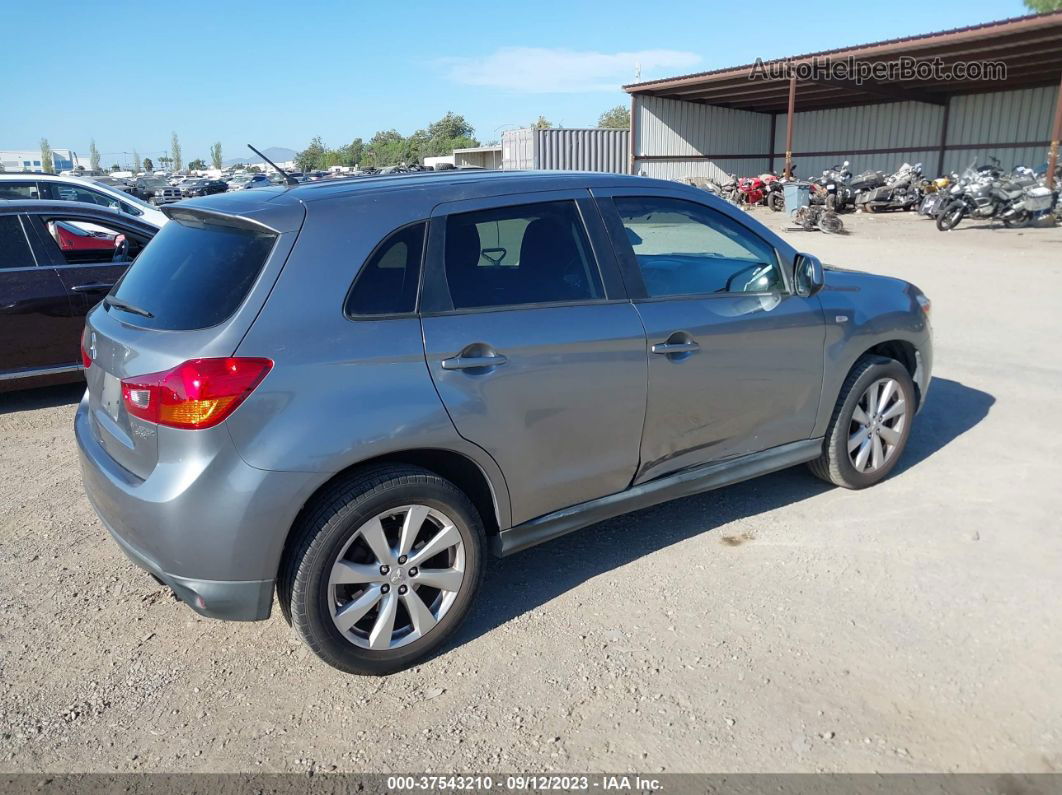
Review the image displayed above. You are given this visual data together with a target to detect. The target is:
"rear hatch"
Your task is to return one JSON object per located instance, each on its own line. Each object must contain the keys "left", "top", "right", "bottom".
{"left": 83, "top": 199, "right": 303, "bottom": 479}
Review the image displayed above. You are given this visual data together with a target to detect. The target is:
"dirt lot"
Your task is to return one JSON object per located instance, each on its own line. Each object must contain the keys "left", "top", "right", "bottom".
{"left": 1, "top": 210, "right": 1060, "bottom": 774}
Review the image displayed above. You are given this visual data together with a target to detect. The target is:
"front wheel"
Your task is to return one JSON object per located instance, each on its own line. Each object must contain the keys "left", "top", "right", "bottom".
{"left": 936, "top": 202, "right": 965, "bottom": 231}
{"left": 280, "top": 465, "right": 486, "bottom": 675}
{"left": 768, "top": 191, "right": 784, "bottom": 212}
{"left": 808, "top": 356, "right": 916, "bottom": 489}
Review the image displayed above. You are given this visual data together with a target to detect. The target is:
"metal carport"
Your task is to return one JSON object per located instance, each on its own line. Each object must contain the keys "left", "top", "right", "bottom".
{"left": 624, "top": 12, "right": 1062, "bottom": 188}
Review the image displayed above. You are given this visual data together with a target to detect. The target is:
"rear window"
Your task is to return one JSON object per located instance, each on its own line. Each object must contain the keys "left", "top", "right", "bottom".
{"left": 108, "top": 217, "right": 276, "bottom": 330}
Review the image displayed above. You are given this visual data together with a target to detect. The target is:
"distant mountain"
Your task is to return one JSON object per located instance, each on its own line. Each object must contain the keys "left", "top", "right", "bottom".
{"left": 223, "top": 146, "right": 297, "bottom": 166}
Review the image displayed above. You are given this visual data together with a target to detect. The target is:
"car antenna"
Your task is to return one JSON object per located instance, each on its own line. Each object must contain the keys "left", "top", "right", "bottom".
{"left": 247, "top": 144, "right": 298, "bottom": 186}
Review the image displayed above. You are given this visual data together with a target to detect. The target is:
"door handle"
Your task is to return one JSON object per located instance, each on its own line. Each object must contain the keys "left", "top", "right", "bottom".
{"left": 651, "top": 341, "right": 699, "bottom": 354}
{"left": 441, "top": 354, "right": 508, "bottom": 371}
{"left": 71, "top": 282, "right": 114, "bottom": 293}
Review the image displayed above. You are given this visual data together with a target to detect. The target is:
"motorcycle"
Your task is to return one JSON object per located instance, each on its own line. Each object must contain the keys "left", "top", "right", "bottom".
{"left": 936, "top": 162, "right": 1055, "bottom": 231}
{"left": 917, "top": 175, "right": 954, "bottom": 218}
{"left": 814, "top": 161, "right": 855, "bottom": 212}
{"left": 855, "top": 162, "right": 925, "bottom": 212}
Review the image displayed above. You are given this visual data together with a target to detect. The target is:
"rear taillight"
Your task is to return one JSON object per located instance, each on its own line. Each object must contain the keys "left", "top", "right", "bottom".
{"left": 121, "top": 357, "right": 272, "bottom": 430}
{"left": 80, "top": 327, "right": 92, "bottom": 369}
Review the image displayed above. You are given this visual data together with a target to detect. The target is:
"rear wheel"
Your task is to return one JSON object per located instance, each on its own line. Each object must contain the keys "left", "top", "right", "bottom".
{"left": 280, "top": 465, "right": 485, "bottom": 675}
{"left": 768, "top": 191, "right": 785, "bottom": 212}
{"left": 808, "top": 356, "right": 915, "bottom": 489}
{"left": 1003, "top": 211, "right": 1031, "bottom": 229}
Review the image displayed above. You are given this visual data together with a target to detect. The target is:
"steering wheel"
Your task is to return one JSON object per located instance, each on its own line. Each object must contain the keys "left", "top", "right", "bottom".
{"left": 111, "top": 234, "right": 130, "bottom": 263}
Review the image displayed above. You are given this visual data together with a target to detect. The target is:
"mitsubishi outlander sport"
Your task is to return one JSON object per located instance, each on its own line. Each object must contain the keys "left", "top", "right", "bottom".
{"left": 76, "top": 170, "right": 932, "bottom": 674}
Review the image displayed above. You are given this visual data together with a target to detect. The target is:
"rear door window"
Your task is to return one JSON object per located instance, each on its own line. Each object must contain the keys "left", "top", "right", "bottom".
{"left": 442, "top": 200, "right": 603, "bottom": 310}
{"left": 0, "top": 182, "right": 41, "bottom": 200}
{"left": 107, "top": 216, "right": 276, "bottom": 330}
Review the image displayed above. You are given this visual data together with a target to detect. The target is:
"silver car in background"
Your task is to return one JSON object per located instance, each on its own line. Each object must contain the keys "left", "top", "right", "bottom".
{"left": 76, "top": 171, "right": 932, "bottom": 675}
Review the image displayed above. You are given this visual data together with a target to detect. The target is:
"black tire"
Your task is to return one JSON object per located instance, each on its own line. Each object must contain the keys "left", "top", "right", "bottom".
{"left": 1003, "top": 211, "right": 1031, "bottom": 229}
{"left": 936, "top": 202, "right": 965, "bottom": 231}
{"left": 808, "top": 355, "right": 916, "bottom": 489}
{"left": 279, "top": 464, "right": 486, "bottom": 675}
{"left": 818, "top": 212, "right": 843, "bottom": 234}
{"left": 768, "top": 191, "right": 785, "bottom": 212}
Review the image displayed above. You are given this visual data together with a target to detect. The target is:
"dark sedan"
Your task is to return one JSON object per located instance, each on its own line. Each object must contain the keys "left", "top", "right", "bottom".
{"left": 181, "top": 179, "right": 228, "bottom": 198}
{"left": 0, "top": 200, "right": 157, "bottom": 390}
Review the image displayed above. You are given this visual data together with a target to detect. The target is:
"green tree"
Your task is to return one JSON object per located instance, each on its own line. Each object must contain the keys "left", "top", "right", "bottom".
{"left": 131, "top": 149, "right": 141, "bottom": 172}
{"left": 296, "top": 136, "right": 328, "bottom": 172}
{"left": 40, "top": 138, "right": 53, "bottom": 174}
{"left": 533, "top": 115, "right": 553, "bottom": 129}
{"left": 89, "top": 139, "right": 101, "bottom": 171}
{"left": 210, "top": 141, "right": 223, "bottom": 170}
{"left": 1024, "top": 0, "right": 1062, "bottom": 11}
{"left": 110, "top": 163, "right": 120, "bottom": 172}
{"left": 188, "top": 158, "right": 207, "bottom": 171}
{"left": 170, "top": 132, "right": 183, "bottom": 172}
{"left": 158, "top": 155, "right": 172, "bottom": 171}
{"left": 143, "top": 157, "right": 154, "bottom": 172}
{"left": 597, "top": 105, "right": 630, "bottom": 129}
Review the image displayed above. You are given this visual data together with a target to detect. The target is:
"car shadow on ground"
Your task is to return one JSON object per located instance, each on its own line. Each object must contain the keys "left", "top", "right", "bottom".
{"left": 452, "top": 376, "right": 995, "bottom": 650}
{"left": 0, "top": 382, "right": 84, "bottom": 416}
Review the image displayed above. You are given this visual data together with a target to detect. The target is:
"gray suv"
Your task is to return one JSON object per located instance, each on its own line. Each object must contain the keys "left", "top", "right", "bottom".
{"left": 76, "top": 171, "right": 932, "bottom": 675}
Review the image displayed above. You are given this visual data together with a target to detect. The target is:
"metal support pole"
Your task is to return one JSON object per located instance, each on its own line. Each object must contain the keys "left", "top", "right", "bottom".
{"left": 936, "top": 98, "right": 951, "bottom": 178}
{"left": 1046, "top": 72, "right": 1062, "bottom": 191}
{"left": 629, "top": 94, "right": 638, "bottom": 175}
{"left": 784, "top": 75, "right": 796, "bottom": 179}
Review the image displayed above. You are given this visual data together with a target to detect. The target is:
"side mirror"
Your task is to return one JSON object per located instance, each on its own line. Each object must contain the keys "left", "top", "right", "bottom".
{"left": 794, "top": 253, "right": 825, "bottom": 297}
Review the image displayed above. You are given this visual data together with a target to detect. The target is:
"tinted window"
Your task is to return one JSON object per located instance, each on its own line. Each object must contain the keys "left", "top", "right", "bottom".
{"left": 346, "top": 222, "right": 424, "bottom": 316}
{"left": 108, "top": 217, "right": 276, "bottom": 330}
{"left": 0, "top": 217, "right": 33, "bottom": 268}
{"left": 443, "top": 200, "right": 602, "bottom": 310}
{"left": 0, "top": 182, "right": 40, "bottom": 200}
{"left": 613, "top": 197, "right": 782, "bottom": 297}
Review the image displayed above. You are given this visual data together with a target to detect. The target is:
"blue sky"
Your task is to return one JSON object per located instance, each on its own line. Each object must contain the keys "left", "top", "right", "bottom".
{"left": 0, "top": 0, "right": 1032, "bottom": 166}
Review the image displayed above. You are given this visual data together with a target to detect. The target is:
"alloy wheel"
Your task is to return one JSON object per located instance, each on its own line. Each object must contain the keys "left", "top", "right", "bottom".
{"left": 328, "top": 505, "right": 465, "bottom": 650}
{"left": 847, "top": 377, "right": 907, "bottom": 473}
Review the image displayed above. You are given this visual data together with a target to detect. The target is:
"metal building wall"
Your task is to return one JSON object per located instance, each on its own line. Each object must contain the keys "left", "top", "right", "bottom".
{"left": 771, "top": 101, "right": 945, "bottom": 179}
{"left": 632, "top": 94, "right": 772, "bottom": 182}
{"left": 942, "top": 85, "right": 1058, "bottom": 172}
{"left": 501, "top": 128, "right": 629, "bottom": 172}
{"left": 535, "top": 128, "right": 629, "bottom": 172}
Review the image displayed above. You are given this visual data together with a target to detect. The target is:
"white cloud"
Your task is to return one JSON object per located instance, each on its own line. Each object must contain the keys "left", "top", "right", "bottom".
{"left": 438, "top": 47, "right": 702, "bottom": 93}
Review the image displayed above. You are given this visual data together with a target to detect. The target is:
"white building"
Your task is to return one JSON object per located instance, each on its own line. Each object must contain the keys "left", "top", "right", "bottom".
{"left": 1, "top": 148, "right": 80, "bottom": 173}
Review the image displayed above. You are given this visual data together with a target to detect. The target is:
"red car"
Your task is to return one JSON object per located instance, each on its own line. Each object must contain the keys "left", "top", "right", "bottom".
{"left": 48, "top": 220, "right": 128, "bottom": 264}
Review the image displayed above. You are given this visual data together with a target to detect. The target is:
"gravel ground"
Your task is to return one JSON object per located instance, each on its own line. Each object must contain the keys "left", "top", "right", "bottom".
{"left": 1, "top": 210, "right": 1060, "bottom": 774}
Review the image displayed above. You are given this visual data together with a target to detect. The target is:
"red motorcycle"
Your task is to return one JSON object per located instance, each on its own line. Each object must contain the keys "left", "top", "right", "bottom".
{"left": 735, "top": 173, "right": 781, "bottom": 208}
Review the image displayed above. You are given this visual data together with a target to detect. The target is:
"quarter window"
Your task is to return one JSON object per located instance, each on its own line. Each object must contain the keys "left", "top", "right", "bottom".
{"left": 345, "top": 222, "right": 425, "bottom": 316}
{"left": 613, "top": 197, "right": 783, "bottom": 297}
{"left": 443, "top": 200, "right": 603, "bottom": 310}
{"left": 0, "top": 217, "right": 33, "bottom": 268}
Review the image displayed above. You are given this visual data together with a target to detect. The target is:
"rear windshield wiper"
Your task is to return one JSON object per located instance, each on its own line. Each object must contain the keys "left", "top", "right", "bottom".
{"left": 104, "top": 295, "right": 155, "bottom": 318}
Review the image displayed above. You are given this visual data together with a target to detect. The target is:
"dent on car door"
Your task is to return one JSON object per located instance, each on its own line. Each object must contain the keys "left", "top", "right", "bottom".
{"left": 419, "top": 192, "right": 648, "bottom": 525}
{"left": 596, "top": 191, "right": 826, "bottom": 483}
{"left": 0, "top": 214, "right": 77, "bottom": 375}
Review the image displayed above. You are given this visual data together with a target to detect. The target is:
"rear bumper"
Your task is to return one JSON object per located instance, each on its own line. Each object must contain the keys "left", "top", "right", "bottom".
{"left": 75, "top": 393, "right": 319, "bottom": 622}
{"left": 102, "top": 513, "right": 274, "bottom": 621}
